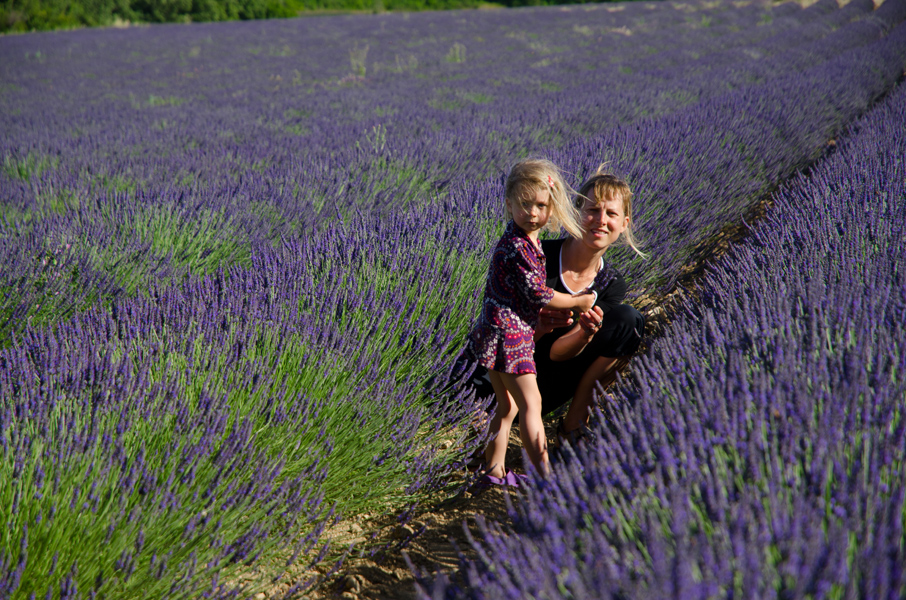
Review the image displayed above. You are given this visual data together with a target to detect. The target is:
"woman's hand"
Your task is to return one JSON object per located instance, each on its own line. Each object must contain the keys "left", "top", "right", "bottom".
{"left": 578, "top": 306, "right": 605, "bottom": 337}
{"left": 536, "top": 308, "right": 574, "bottom": 337}
{"left": 548, "top": 305, "right": 603, "bottom": 361}
{"left": 574, "top": 291, "right": 596, "bottom": 314}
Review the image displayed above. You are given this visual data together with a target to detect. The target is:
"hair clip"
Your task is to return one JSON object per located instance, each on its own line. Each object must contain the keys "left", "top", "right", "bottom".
{"left": 548, "top": 175, "right": 554, "bottom": 187}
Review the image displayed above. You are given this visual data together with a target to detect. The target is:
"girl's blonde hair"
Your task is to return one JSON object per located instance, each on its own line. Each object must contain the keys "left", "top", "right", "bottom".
{"left": 504, "top": 158, "right": 583, "bottom": 239}
{"left": 575, "top": 166, "right": 647, "bottom": 258}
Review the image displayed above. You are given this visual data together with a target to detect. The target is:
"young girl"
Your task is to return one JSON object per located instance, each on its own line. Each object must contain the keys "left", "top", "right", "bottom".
{"left": 467, "top": 159, "right": 595, "bottom": 481}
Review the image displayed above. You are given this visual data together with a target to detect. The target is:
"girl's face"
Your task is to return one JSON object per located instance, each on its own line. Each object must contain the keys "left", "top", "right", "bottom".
{"left": 579, "top": 192, "right": 628, "bottom": 252}
{"left": 506, "top": 187, "right": 551, "bottom": 237}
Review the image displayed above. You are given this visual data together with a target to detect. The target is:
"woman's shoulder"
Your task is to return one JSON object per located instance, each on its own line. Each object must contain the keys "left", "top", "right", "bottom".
{"left": 540, "top": 237, "right": 566, "bottom": 284}
{"left": 540, "top": 237, "right": 566, "bottom": 254}
{"left": 595, "top": 258, "right": 627, "bottom": 303}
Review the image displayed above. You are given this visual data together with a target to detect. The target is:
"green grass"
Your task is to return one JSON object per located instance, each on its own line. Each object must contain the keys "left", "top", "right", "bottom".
{"left": 1, "top": 206, "right": 494, "bottom": 596}
{"left": 2, "top": 152, "right": 59, "bottom": 182}
{"left": 0, "top": 201, "right": 253, "bottom": 346}
{"left": 146, "top": 95, "right": 186, "bottom": 108}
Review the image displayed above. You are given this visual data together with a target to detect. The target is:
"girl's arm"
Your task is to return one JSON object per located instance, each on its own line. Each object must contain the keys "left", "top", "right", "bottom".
{"left": 545, "top": 289, "right": 595, "bottom": 312}
{"left": 536, "top": 292, "right": 595, "bottom": 346}
{"left": 511, "top": 239, "right": 595, "bottom": 314}
{"left": 548, "top": 306, "right": 603, "bottom": 361}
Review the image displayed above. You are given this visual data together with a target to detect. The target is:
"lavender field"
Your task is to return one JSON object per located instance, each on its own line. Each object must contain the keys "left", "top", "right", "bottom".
{"left": 423, "top": 59, "right": 906, "bottom": 600}
{"left": 2, "top": 0, "right": 906, "bottom": 597}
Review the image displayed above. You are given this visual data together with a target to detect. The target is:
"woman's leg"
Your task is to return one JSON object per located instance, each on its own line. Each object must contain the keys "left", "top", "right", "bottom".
{"left": 561, "top": 355, "right": 629, "bottom": 434}
{"left": 497, "top": 372, "right": 550, "bottom": 476}
{"left": 484, "top": 371, "right": 517, "bottom": 479}
{"left": 558, "top": 304, "right": 644, "bottom": 435}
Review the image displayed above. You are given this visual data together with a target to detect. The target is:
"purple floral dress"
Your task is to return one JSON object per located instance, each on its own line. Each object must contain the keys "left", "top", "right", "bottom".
{"left": 467, "top": 221, "right": 555, "bottom": 375}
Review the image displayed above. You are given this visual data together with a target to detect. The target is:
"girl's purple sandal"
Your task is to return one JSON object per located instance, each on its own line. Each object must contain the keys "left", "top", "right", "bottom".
{"left": 503, "top": 470, "right": 528, "bottom": 486}
{"left": 472, "top": 470, "right": 528, "bottom": 492}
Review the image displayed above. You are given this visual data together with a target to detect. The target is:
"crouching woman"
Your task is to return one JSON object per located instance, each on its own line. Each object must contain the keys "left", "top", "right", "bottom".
{"left": 533, "top": 169, "right": 647, "bottom": 444}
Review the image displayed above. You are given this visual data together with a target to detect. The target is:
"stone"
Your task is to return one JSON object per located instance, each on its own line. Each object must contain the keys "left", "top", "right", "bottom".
{"left": 340, "top": 573, "right": 367, "bottom": 593}
{"left": 389, "top": 524, "right": 415, "bottom": 540}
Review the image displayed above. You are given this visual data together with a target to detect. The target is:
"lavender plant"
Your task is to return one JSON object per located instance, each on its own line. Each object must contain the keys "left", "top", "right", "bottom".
{"left": 0, "top": 205, "right": 491, "bottom": 597}
{"left": 2, "top": 0, "right": 906, "bottom": 596}
{"left": 418, "top": 64, "right": 906, "bottom": 600}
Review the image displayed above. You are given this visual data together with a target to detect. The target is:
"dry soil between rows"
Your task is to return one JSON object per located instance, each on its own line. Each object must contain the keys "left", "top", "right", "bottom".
{"left": 303, "top": 427, "right": 536, "bottom": 600}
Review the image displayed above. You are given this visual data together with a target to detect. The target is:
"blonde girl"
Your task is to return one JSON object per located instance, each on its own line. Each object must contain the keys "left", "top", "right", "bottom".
{"left": 466, "top": 158, "right": 595, "bottom": 481}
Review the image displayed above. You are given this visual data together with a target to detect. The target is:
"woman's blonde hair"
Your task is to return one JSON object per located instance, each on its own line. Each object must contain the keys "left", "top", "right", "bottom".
{"left": 504, "top": 158, "right": 583, "bottom": 239}
{"left": 575, "top": 166, "right": 647, "bottom": 258}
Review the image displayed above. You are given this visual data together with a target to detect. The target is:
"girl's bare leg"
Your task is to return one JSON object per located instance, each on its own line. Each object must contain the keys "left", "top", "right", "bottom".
{"left": 485, "top": 371, "right": 517, "bottom": 479}
{"left": 562, "top": 356, "right": 629, "bottom": 434}
{"left": 497, "top": 372, "right": 550, "bottom": 477}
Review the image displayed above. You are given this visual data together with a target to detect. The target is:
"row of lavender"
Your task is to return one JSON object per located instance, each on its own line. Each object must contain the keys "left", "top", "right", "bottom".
{"left": 420, "top": 66, "right": 906, "bottom": 600}
{"left": 3, "top": 0, "right": 906, "bottom": 597}
{"left": 0, "top": 217, "right": 490, "bottom": 598}
{"left": 4, "top": 0, "right": 906, "bottom": 342}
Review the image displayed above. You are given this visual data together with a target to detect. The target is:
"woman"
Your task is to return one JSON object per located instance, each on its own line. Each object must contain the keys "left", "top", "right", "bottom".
{"left": 533, "top": 169, "right": 646, "bottom": 444}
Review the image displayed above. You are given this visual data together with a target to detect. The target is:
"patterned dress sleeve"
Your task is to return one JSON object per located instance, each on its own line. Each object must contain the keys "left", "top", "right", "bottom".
{"left": 511, "top": 239, "right": 555, "bottom": 314}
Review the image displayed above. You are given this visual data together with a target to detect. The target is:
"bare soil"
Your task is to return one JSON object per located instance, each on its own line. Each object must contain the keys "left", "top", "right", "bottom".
{"left": 303, "top": 423, "right": 544, "bottom": 600}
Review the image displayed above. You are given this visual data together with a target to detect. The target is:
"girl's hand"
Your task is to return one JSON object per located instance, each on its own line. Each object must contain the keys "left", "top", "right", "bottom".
{"left": 536, "top": 308, "right": 573, "bottom": 336}
{"left": 574, "top": 291, "right": 596, "bottom": 314}
{"left": 579, "top": 306, "right": 605, "bottom": 337}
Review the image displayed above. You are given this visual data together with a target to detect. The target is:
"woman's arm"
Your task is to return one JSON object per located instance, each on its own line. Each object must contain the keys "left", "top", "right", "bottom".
{"left": 549, "top": 306, "right": 604, "bottom": 361}
{"left": 534, "top": 307, "right": 573, "bottom": 341}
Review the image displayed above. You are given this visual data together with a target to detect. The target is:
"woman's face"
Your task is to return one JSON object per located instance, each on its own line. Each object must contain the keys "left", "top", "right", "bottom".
{"left": 579, "top": 192, "right": 629, "bottom": 252}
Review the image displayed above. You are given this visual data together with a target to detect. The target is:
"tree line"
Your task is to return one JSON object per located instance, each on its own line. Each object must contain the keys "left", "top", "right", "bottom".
{"left": 1, "top": 0, "right": 621, "bottom": 33}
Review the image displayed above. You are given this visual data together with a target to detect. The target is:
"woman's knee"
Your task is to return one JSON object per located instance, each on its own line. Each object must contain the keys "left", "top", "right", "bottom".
{"left": 596, "top": 304, "right": 645, "bottom": 355}
{"left": 608, "top": 304, "right": 645, "bottom": 335}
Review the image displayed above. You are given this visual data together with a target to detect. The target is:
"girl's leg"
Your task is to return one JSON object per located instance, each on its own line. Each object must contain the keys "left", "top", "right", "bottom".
{"left": 485, "top": 371, "right": 518, "bottom": 479}
{"left": 497, "top": 372, "right": 550, "bottom": 476}
{"left": 562, "top": 355, "right": 629, "bottom": 434}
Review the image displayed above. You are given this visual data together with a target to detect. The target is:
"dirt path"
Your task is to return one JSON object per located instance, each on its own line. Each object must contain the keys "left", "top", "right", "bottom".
{"left": 303, "top": 421, "right": 553, "bottom": 600}
{"left": 311, "top": 486, "right": 512, "bottom": 600}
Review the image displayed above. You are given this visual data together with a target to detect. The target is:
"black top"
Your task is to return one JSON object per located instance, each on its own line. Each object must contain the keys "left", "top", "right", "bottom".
{"left": 536, "top": 238, "right": 628, "bottom": 358}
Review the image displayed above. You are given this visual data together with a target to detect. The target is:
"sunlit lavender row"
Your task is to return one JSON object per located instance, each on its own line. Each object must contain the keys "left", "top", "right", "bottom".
{"left": 0, "top": 210, "right": 490, "bottom": 597}
{"left": 419, "top": 73, "right": 906, "bottom": 600}
{"left": 3, "top": 0, "right": 906, "bottom": 597}
{"left": 4, "top": 0, "right": 906, "bottom": 340}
